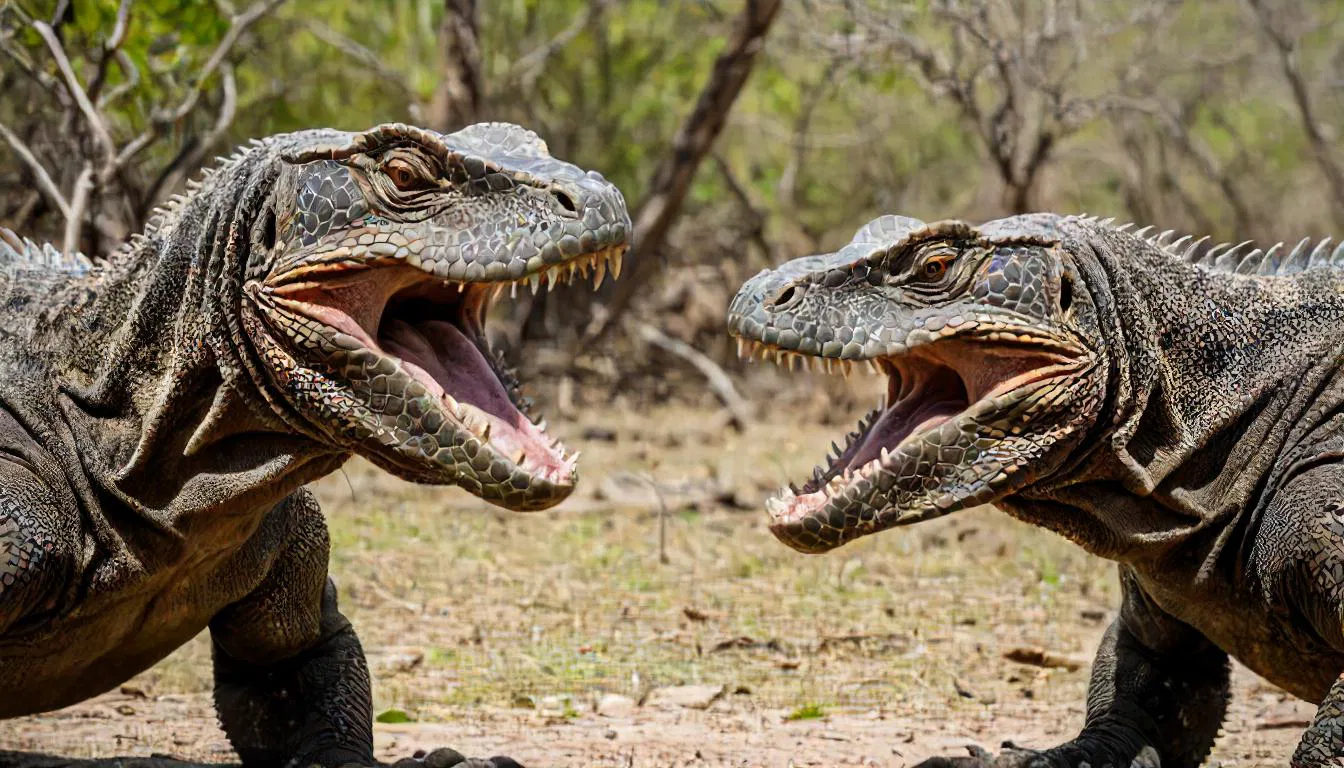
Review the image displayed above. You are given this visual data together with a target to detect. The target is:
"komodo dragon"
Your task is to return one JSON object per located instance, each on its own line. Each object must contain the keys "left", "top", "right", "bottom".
{"left": 728, "top": 213, "right": 1344, "bottom": 767}
{"left": 0, "top": 122, "right": 629, "bottom": 767}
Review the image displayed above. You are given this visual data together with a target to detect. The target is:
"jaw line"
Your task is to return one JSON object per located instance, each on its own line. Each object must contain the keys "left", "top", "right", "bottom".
{"left": 744, "top": 337, "right": 1085, "bottom": 543}
{"left": 256, "top": 244, "right": 628, "bottom": 488}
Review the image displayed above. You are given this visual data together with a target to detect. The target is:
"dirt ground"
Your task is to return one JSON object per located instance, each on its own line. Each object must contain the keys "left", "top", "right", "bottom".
{"left": 0, "top": 403, "right": 1316, "bottom": 767}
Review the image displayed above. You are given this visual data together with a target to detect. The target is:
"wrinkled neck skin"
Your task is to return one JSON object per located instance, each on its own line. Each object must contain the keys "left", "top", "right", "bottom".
{"left": 1002, "top": 224, "right": 1344, "bottom": 574}
{"left": 50, "top": 146, "right": 344, "bottom": 530}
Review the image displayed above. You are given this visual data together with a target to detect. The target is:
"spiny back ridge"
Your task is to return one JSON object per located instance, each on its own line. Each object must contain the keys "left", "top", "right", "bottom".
{"left": 0, "top": 228, "right": 94, "bottom": 279}
{"left": 1070, "top": 215, "right": 1344, "bottom": 277}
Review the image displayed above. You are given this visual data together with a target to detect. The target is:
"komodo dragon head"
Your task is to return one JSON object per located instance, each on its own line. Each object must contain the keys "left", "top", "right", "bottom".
{"left": 728, "top": 215, "right": 1106, "bottom": 552}
{"left": 240, "top": 123, "right": 630, "bottom": 510}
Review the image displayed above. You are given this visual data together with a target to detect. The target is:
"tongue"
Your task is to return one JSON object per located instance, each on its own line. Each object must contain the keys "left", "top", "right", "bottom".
{"left": 847, "top": 399, "right": 962, "bottom": 469}
{"left": 380, "top": 317, "right": 518, "bottom": 422}
{"left": 378, "top": 318, "right": 562, "bottom": 470}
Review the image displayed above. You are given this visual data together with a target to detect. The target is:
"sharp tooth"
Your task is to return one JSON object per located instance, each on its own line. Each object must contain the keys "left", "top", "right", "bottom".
{"left": 824, "top": 359, "right": 835, "bottom": 375}
{"left": 529, "top": 274, "right": 541, "bottom": 294}
{"left": 880, "top": 447, "right": 890, "bottom": 461}
{"left": 512, "top": 447, "right": 526, "bottom": 465}
{"left": 788, "top": 354, "right": 798, "bottom": 372}
{"left": 478, "top": 422, "right": 492, "bottom": 440}
{"left": 593, "top": 258, "right": 606, "bottom": 288}
{"left": 511, "top": 282, "right": 518, "bottom": 299}
{"left": 535, "top": 418, "right": 547, "bottom": 431}
{"left": 736, "top": 338, "right": 747, "bottom": 358}
{"left": 611, "top": 250, "right": 624, "bottom": 279}
{"left": 841, "top": 360, "right": 852, "bottom": 379}
{"left": 457, "top": 282, "right": 466, "bottom": 293}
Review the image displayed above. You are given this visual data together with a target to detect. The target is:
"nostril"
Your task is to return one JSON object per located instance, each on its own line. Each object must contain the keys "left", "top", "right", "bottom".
{"left": 551, "top": 188, "right": 578, "bottom": 215}
{"left": 768, "top": 284, "right": 804, "bottom": 311}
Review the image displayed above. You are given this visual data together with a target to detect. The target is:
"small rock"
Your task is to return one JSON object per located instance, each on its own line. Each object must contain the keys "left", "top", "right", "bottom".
{"left": 115, "top": 704, "right": 136, "bottom": 716}
{"left": 596, "top": 693, "right": 636, "bottom": 718}
{"left": 645, "top": 683, "right": 725, "bottom": 710}
{"left": 604, "top": 728, "right": 618, "bottom": 740}
{"left": 582, "top": 426, "right": 618, "bottom": 442}
{"left": 537, "top": 694, "right": 573, "bottom": 719}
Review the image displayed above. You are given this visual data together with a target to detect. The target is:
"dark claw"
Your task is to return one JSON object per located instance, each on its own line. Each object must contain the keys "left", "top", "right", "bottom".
{"left": 381, "top": 751, "right": 521, "bottom": 768}
{"left": 338, "top": 748, "right": 514, "bottom": 768}
{"left": 421, "top": 749, "right": 468, "bottom": 768}
{"left": 913, "top": 744, "right": 1055, "bottom": 768}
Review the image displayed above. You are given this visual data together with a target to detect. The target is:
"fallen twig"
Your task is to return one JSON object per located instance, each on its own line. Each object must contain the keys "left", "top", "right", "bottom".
{"left": 630, "top": 321, "right": 752, "bottom": 431}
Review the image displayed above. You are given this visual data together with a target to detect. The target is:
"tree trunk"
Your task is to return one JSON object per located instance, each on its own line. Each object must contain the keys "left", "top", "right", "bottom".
{"left": 592, "top": 0, "right": 784, "bottom": 338}
{"left": 430, "top": 0, "right": 482, "bottom": 131}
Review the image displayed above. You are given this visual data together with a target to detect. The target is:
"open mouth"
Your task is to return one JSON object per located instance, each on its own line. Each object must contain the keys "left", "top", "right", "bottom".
{"left": 737, "top": 339, "right": 1074, "bottom": 534}
{"left": 264, "top": 246, "right": 626, "bottom": 490}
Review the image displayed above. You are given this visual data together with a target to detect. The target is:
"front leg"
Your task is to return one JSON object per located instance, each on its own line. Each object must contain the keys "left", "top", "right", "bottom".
{"left": 210, "top": 490, "right": 519, "bottom": 768}
{"left": 918, "top": 566, "right": 1229, "bottom": 768}
{"left": 1297, "top": 674, "right": 1344, "bottom": 767}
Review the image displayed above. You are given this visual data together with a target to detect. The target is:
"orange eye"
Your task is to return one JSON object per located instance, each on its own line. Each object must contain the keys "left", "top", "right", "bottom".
{"left": 921, "top": 253, "right": 953, "bottom": 280}
{"left": 385, "top": 158, "right": 419, "bottom": 191}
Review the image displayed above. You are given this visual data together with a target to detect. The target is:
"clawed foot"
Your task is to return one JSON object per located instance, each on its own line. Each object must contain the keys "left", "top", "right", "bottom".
{"left": 332, "top": 748, "right": 524, "bottom": 768}
{"left": 913, "top": 742, "right": 1056, "bottom": 768}
{"left": 914, "top": 741, "right": 1160, "bottom": 768}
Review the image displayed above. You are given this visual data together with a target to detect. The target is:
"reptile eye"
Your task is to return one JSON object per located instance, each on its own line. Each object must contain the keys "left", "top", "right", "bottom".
{"left": 384, "top": 158, "right": 420, "bottom": 191}
{"left": 919, "top": 251, "right": 955, "bottom": 282}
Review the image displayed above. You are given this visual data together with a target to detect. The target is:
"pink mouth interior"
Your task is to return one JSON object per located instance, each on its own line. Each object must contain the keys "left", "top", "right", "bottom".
{"left": 379, "top": 316, "right": 565, "bottom": 475}
{"left": 771, "top": 343, "right": 1058, "bottom": 525}
{"left": 272, "top": 268, "right": 570, "bottom": 480}
{"left": 845, "top": 366, "right": 966, "bottom": 469}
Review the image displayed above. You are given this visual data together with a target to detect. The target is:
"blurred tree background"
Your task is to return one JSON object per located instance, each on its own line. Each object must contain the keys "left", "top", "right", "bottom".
{"left": 2, "top": 0, "right": 1343, "bottom": 416}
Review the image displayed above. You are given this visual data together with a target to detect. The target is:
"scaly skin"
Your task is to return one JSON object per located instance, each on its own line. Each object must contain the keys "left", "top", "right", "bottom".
{"left": 729, "top": 213, "right": 1344, "bottom": 766}
{"left": 0, "top": 122, "right": 629, "bottom": 768}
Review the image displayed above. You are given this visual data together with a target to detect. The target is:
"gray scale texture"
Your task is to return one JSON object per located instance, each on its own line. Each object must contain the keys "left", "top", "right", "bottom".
{"left": 729, "top": 212, "right": 1344, "bottom": 766}
{"left": 0, "top": 121, "right": 630, "bottom": 768}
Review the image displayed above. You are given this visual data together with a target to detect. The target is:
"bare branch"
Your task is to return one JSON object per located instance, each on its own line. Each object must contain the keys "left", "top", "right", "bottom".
{"left": 98, "top": 49, "right": 141, "bottom": 108}
{"left": 505, "top": 0, "right": 612, "bottom": 90}
{"left": 64, "top": 164, "right": 93, "bottom": 256}
{"left": 0, "top": 119, "right": 71, "bottom": 221}
{"left": 1244, "top": 0, "right": 1344, "bottom": 228}
{"left": 32, "top": 20, "right": 118, "bottom": 166}
{"left": 594, "top": 0, "right": 784, "bottom": 337}
{"left": 87, "top": 0, "right": 133, "bottom": 103}
{"left": 142, "top": 65, "right": 239, "bottom": 210}
{"left": 631, "top": 321, "right": 753, "bottom": 431}
{"left": 302, "top": 20, "right": 415, "bottom": 99}
{"left": 115, "top": 0, "right": 287, "bottom": 172}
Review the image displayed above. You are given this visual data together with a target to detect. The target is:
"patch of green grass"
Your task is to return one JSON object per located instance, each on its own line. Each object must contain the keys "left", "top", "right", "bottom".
{"left": 784, "top": 703, "right": 827, "bottom": 721}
